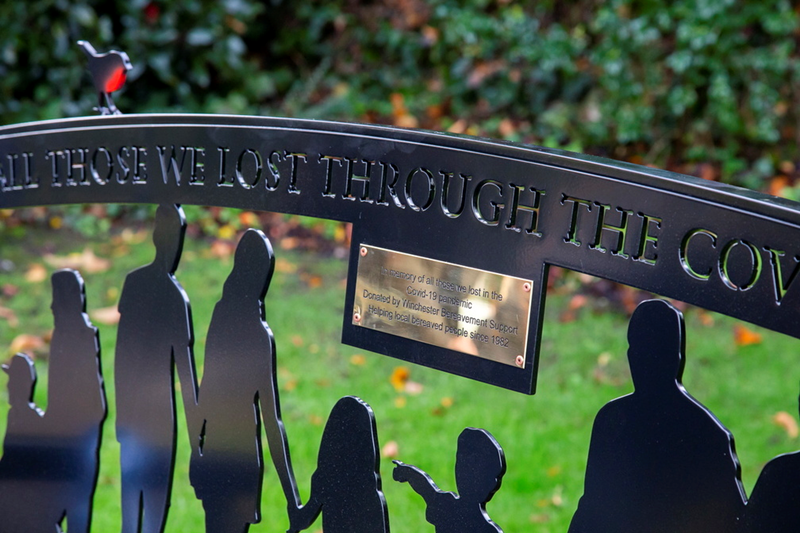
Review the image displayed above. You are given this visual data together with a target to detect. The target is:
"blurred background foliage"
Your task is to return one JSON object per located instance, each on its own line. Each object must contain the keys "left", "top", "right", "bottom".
{"left": 1, "top": 0, "right": 800, "bottom": 224}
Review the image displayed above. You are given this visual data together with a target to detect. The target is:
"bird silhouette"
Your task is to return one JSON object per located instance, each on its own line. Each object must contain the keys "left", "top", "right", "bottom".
{"left": 77, "top": 40, "right": 132, "bottom": 116}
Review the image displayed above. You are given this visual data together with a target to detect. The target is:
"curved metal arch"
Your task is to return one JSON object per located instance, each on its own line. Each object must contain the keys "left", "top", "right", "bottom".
{"left": 2, "top": 114, "right": 799, "bottom": 393}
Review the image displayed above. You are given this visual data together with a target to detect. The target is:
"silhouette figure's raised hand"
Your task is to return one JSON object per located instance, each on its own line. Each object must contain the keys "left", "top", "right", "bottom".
{"left": 393, "top": 428, "right": 505, "bottom": 533}
{"left": 77, "top": 40, "right": 132, "bottom": 115}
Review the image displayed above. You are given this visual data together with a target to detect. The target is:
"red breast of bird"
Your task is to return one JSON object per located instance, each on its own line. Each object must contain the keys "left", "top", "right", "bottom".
{"left": 105, "top": 67, "right": 127, "bottom": 93}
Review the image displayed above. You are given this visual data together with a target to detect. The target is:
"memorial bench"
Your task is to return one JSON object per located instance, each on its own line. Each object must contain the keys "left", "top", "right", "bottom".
{"left": 1, "top": 44, "right": 800, "bottom": 533}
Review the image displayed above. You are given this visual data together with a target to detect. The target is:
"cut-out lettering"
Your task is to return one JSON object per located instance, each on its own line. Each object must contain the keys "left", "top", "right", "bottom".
{"left": 765, "top": 247, "right": 800, "bottom": 304}
{"left": 561, "top": 194, "right": 592, "bottom": 246}
{"left": 680, "top": 228, "right": 718, "bottom": 280}
{"left": 405, "top": 167, "right": 435, "bottom": 212}
{"left": 439, "top": 171, "right": 471, "bottom": 219}
{"left": 472, "top": 180, "right": 504, "bottom": 226}
{"left": 590, "top": 203, "right": 633, "bottom": 258}
{"left": 505, "top": 184, "right": 544, "bottom": 236}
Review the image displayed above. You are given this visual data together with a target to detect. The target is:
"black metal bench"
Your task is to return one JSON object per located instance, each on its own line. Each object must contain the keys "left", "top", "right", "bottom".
{"left": 1, "top": 44, "right": 800, "bottom": 533}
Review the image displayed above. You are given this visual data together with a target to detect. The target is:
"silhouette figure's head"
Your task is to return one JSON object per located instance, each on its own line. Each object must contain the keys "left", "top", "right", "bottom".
{"left": 455, "top": 428, "right": 506, "bottom": 503}
{"left": 627, "top": 299, "right": 685, "bottom": 393}
{"left": 152, "top": 204, "right": 186, "bottom": 273}
{"left": 3, "top": 354, "right": 36, "bottom": 409}
{"left": 223, "top": 229, "right": 274, "bottom": 301}
{"left": 316, "top": 396, "right": 379, "bottom": 484}
{"left": 51, "top": 269, "right": 86, "bottom": 327}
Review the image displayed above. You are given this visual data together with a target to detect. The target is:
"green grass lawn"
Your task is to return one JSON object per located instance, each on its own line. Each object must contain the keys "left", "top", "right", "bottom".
{"left": 1, "top": 210, "right": 799, "bottom": 533}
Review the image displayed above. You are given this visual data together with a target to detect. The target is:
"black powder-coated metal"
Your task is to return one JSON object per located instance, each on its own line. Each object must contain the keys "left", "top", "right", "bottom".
{"left": 288, "top": 396, "right": 388, "bottom": 533}
{"left": 3, "top": 114, "right": 800, "bottom": 394}
{"left": 2, "top": 67, "right": 800, "bottom": 529}
{"left": 0, "top": 270, "right": 105, "bottom": 533}
{"left": 77, "top": 40, "right": 132, "bottom": 116}
{"left": 568, "top": 300, "right": 745, "bottom": 533}
{"left": 115, "top": 204, "right": 198, "bottom": 533}
{"left": 189, "top": 228, "right": 300, "bottom": 531}
{"left": 393, "top": 427, "right": 506, "bottom": 533}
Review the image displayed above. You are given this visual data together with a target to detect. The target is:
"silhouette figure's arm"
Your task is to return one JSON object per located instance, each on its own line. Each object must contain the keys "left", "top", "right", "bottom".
{"left": 171, "top": 281, "right": 200, "bottom": 439}
{"left": 286, "top": 475, "right": 322, "bottom": 533}
{"left": 174, "top": 341, "right": 200, "bottom": 440}
{"left": 86, "top": 326, "right": 106, "bottom": 421}
{"left": 258, "top": 347, "right": 302, "bottom": 510}
{"left": 393, "top": 460, "right": 441, "bottom": 504}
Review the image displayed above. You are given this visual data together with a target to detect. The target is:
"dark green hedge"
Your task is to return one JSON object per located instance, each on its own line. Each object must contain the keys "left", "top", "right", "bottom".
{"left": 1, "top": 0, "right": 798, "bottom": 189}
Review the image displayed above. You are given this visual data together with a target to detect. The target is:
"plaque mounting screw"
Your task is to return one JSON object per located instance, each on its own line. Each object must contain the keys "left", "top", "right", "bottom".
{"left": 360, "top": 247, "right": 368, "bottom": 257}
{"left": 522, "top": 282, "right": 532, "bottom": 292}
{"left": 515, "top": 355, "right": 524, "bottom": 367}
{"left": 353, "top": 311, "right": 362, "bottom": 322}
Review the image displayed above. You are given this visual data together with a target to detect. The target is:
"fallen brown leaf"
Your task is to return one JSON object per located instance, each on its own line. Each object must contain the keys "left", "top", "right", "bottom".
{"left": 773, "top": 411, "right": 799, "bottom": 438}
{"left": 734, "top": 324, "right": 763, "bottom": 347}
{"left": 404, "top": 381, "right": 424, "bottom": 395}
{"left": 9, "top": 333, "right": 46, "bottom": 356}
{"left": 90, "top": 305, "right": 120, "bottom": 325}
{"left": 275, "top": 258, "right": 297, "bottom": 274}
{"left": 25, "top": 263, "right": 48, "bottom": 283}
{"left": 529, "top": 514, "right": 550, "bottom": 524}
{"left": 447, "top": 119, "right": 468, "bottom": 134}
{"left": 0, "top": 306, "right": 19, "bottom": 327}
{"left": 390, "top": 366, "right": 410, "bottom": 391}
{"left": 44, "top": 247, "right": 110, "bottom": 274}
{"left": 305, "top": 275, "right": 323, "bottom": 289}
{"left": 238, "top": 211, "right": 259, "bottom": 226}
{"left": 209, "top": 239, "right": 235, "bottom": 259}
{"left": 2, "top": 284, "right": 19, "bottom": 297}
{"left": 381, "top": 440, "right": 399, "bottom": 459}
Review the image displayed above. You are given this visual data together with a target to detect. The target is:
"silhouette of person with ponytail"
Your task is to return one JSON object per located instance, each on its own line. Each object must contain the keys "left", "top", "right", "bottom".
{"left": 190, "top": 229, "right": 299, "bottom": 533}
{"left": 287, "top": 396, "right": 388, "bottom": 533}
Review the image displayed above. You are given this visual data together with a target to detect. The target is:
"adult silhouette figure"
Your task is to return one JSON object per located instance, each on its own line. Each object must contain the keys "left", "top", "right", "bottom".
{"left": 189, "top": 229, "right": 299, "bottom": 533}
{"left": 568, "top": 299, "right": 745, "bottom": 533}
{"left": 287, "top": 396, "right": 388, "bottom": 533}
{"left": 0, "top": 269, "right": 105, "bottom": 533}
{"left": 116, "top": 204, "right": 199, "bottom": 533}
{"left": 44, "top": 269, "right": 107, "bottom": 533}
{"left": 739, "top": 387, "right": 800, "bottom": 532}
{"left": 393, "top": 427, "right": 505, "bottom": 533}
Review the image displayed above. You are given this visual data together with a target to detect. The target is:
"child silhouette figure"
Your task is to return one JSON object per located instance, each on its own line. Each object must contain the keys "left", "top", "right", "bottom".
{"left": 287, "top": 396, "right": 388, "bottom": 533}
{"left": 0, "top": 354, "right": 48, "bottom": 533}
{"left": 393, "top": 427, "right": 506, "bottom": 533}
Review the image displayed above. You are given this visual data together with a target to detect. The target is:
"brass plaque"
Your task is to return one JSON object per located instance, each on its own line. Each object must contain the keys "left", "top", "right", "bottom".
{"left": 353, "top": 245, "right": 533, "bottom": 367}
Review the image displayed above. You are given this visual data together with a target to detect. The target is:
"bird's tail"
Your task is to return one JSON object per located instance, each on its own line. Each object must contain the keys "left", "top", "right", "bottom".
{"left": 77, "top": 40, "right": 97, "bottom": 58}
